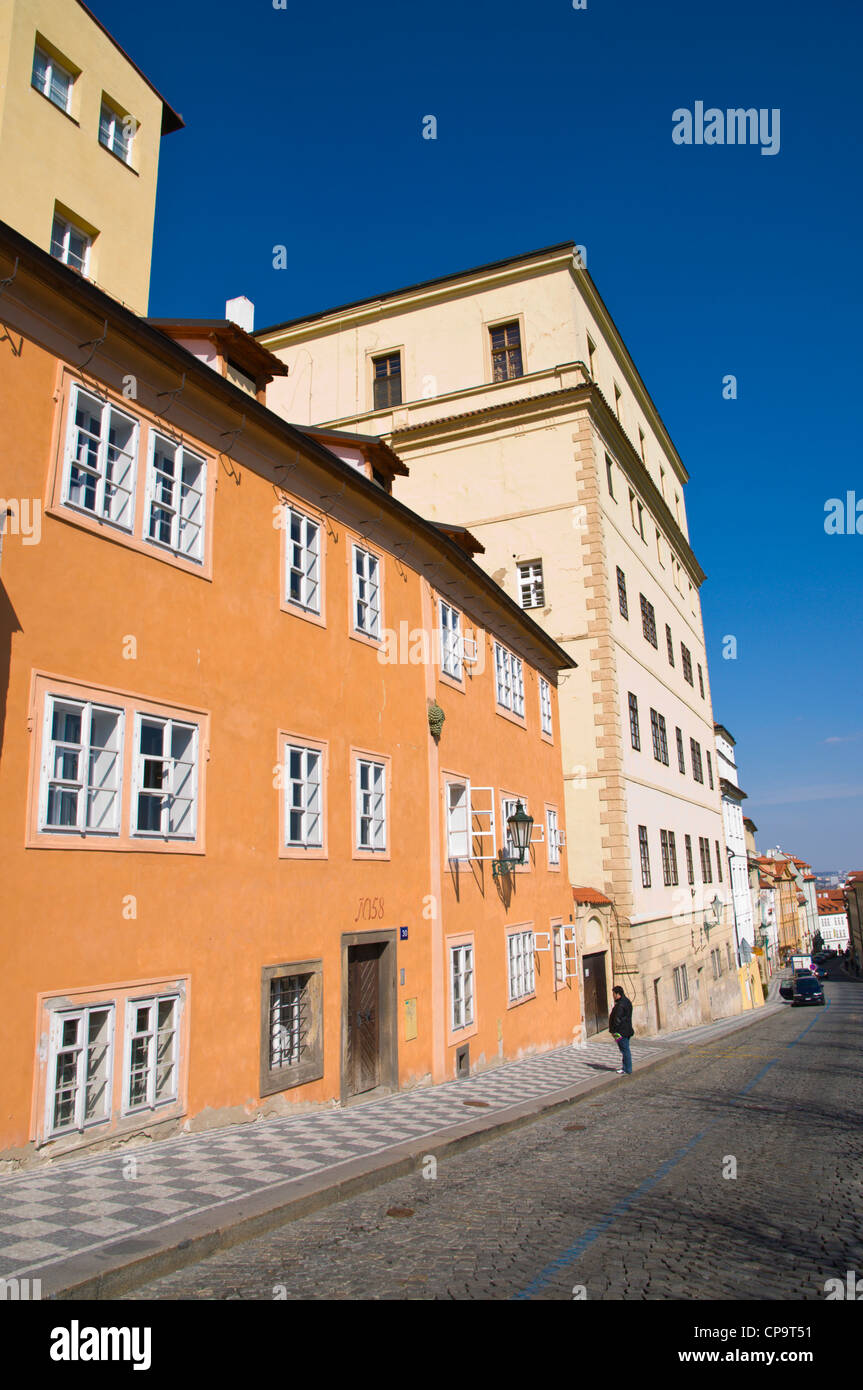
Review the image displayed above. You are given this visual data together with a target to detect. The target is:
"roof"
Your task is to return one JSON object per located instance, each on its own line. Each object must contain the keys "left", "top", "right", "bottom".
{"left": 572, "top": 886, "right": 613, "bottom": 906}
{"left": 743, "top": 816, "right": 758, "bottom": 831}
{"left": 719, "top": 776, "right": 748, "bottom": 801}
{"left": 148, "top": 319, "right": 289, "bottom": 381}
{"left": 77, "top": 2, "right": 184, "bottom": 134}
{"left": 713, "top": 722, "right": 736, "bottom": 745}
{"left": 299, "top": 426, "right": 410, "bottom": 479}
{"left": 432, "top": 524, "right": 484, "bottom": 556}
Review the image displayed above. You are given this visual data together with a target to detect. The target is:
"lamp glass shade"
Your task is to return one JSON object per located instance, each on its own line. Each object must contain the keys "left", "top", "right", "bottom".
{"left": 507, "top": 801, "right": 534, "bottom": 859}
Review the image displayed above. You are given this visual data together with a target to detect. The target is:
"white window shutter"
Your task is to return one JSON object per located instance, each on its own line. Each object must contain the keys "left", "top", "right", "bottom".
{"left": 462, "top": 636, "right": 478, "bottom": 665}
{"left": 533, "top": 932, "right": 551, "bottom": 952}
{"left": 467, "top": 786, "right": 497, "bottom": 860}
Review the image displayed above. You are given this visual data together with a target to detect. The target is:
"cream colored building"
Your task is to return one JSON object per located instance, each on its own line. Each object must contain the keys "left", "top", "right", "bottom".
{"left": 257, "top": 242, "right": 741, "bottom": 1034}
{"left": 0, "top": 0, "right": 182, "bottom": 313}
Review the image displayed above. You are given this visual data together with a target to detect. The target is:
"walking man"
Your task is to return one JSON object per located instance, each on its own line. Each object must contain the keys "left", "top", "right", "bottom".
{"left": 609, "top": 985, "right": 634, "bottom": 1075}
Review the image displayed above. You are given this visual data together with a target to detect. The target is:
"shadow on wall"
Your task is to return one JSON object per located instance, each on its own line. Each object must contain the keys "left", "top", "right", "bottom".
{"left": 0, "top": 580, "right": 22, "bottom": 760}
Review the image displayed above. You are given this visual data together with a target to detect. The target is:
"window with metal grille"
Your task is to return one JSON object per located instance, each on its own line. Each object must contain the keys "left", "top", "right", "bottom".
{"left": 353, "top": 544, "right": 381, "bottom": 638}
{"left": 50, "top": 213, "right": 91, "bottom": 275}
{"left": 134, "top": 716, "right": 198, "bottom": 838}
{"left": 64, "top": 386, "right": 137, "bottom": 530}
{"left": 147, "top": 434, "right": 206, "bottom": 562}
{"left": 41, "top": 697, "right": 123, "bottom": 834}
{"left": 690, "top": 739, "right": 704, "bottom": 784}
{"left": 48, "top": 1005, "right": 113, "bottom": 1136}
{"left": 451, "top": 944, "right": 475, "bottom": 1030}
{"left": 99, "top": 100, "right": 134, "bottom": 164}
{"left": 285, "top": 507, "right": 321, "bottom": 613}
{"left": 640, "top": 594, "right": 657, "bottom": 647}
{"left": 681, "top": 644, "right": 693, "bottom": 685}
{"left": 518, "top": 560, "right": 545, "bottom": 608}
{"left": 32, "top": 45, "right": 73, "bottom": 112}
{"left": 666, "top": 624, "right": 675, "bottom": 667}
{"left": 628, "top": 693, "right": 641, "bottom": 750}
{"left": 125, "top": 995, "right": 178, "bottom": 1111}
{"left": 269, "top": 974, "right": 311, "bottom": 1069}
{"left": 284, "top": 745, "right": 323, "bottom": 848}
{"left": 490, "top": 321, "right": 523, "bottom": 382}
{"left": 699, "top": 836, "right": 713, "bottom": 883}
{"left": 540, "top": 677, "right": 553, "bottom": 736}
{"left": 372, "top": 352, "right": 402, "bottom": 409}
{"left": 507, "top": 931, "right": 535, "bottom": 1000}
{"left": 676, "top": 727, "right": 686, "bottom": 774}
{"left": 638, "top": 825, "right": 651, "bottom": 888}
{"left": 650, "top": 709, "right": 669, "bottom": 764}
{"left": 684, "top": 833, "right": 695, "bottom": 885}
{"left": 617, "top": 566, "right": 629, "bottom": 619}
{"left": 494, "top": 642, "right": 524, "bottom": 717}
{"left": 356, "top": 758, "right": 386, "bottom": 851}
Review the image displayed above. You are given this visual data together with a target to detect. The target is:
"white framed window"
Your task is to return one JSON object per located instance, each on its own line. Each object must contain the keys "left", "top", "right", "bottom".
{"left": 445, "top": 780, "right": 470, "bottom": 859}
{"left": 32, "top": 45, "right": 73, "bottom": 113}
{"left": 50, "top": 213, "right": 90, "bottom": 275}
{"left": 356, "top": 757, "right": 386, "bottom": 851}
{"left": 124, "top": 995, "right": 179, "bottom": 1112}
{"left": 63, "top": 386, "right": 137, "bottom": 530}
{"left": 450, "top": 944, "right": 474, "bottom": 1030}
{"left": 99, "top": 100, "right": 134, "bottom": 164}
{"left": 353, "top": 544, "right": 381, "bottom": 638}
{"left": 146, "top": 434, "right": 206, "bottom": 562}
{"left": 539, "top": 677, "right": 553, "bottom": 736}
{"left": 553, "top": 927, "right": 567, "bottom": 987}
{"left": 547, "top": 807, "right": 561, "bottom": 866}
{"left": 285, "top": 507, "right": 321, "bottom": 613}
{"left": 439, "top": 600, "right": 463, "bottom": 679}
{"left": 40, "top": 696, "right": 123, "bottom": 835}
{"left": 47, "top": 1005, "right": 114, "bottom": 1136}
{"left": 507, "top": 931, "right": 536, "bottom": 1001}
{"left": 132, "top": 715, "right": 198, "bottom": 839}
{"left": 674, "top": 964, "right": 690, "bottom": 1005}
{"left": 518, "top": 560, "right": 545, "bottom": 608}
{"left": 285, "top": 744, "right": 322, "bottom": 848}
{"left": 494, "top": 642, "right": 524, "bottom": 717}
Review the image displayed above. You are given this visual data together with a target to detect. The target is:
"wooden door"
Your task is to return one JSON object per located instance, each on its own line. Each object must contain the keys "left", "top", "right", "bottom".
{"left": 583, "top": 952, "right": 608, "bottom": 1036}
{"left": 347, "top": 944, "right": 382, "bottom": 1096}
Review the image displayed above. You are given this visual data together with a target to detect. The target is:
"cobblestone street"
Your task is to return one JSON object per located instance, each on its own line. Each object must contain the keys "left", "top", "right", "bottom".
{"left": 121, "top": 967, "right": 863, "bottom": 1301}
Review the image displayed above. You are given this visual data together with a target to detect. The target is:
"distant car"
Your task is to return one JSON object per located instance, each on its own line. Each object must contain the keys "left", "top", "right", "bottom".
{"left": 792, "top": 977, "right": 825, "bottom": 1006}
{"left": 794, "top": 968, "right": 815, "bottom": 979}
{"left": 815, "top": 963, "right": 828, "bottom": 979}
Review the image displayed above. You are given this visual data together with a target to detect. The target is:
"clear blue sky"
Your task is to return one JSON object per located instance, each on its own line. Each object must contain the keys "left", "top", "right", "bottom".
{"left": 96, "top": 0, "right": 863, "bottom": 867}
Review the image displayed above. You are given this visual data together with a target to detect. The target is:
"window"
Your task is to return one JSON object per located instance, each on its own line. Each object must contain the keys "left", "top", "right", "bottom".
{"left": 617, "top": 566, "right": 629, "bottom": 619}
{"left": 684, "top": 833, "right": 695, "bottom": 885}
{"left": 494, "top": 642, "right": 524, "bottom": 717}
{"left": 605, "top": 454, "right": 615, "bottom": 500}
{"left": 41, "top": 697, "right": 123, "bottom": 834}
{"left": 706, "top": 751, "right": 714, "bottom": 790}
{"left": 640, "top": 594, "right": 657, "bottom": 647}
{"left": 666, "top": 624, "right": 675, "bottom": 667}
{"left": 540, "top": 677, "right": 553, "bottom": 736}
{"left": 698, "top": 664, "right": 705, "bottom": 699}
{"left": 260, "top": 962, "right": 323, "bottom": 1094}
{"left": 48, "top": 1006, "right": 113, "bottom": 1135}
{"left": 446, "top": 781, "right": 470, "bottom": 860}
{"left": 638, "top": 427, "right": 646, "bottom": 461}
{"left": 681, "top": 644, "right": 693, "bottom": 685}
{"left": 353, "top": 544, "right": 381, "bottom": 638}
{"left": 613, "top": 384, "right": 622, "bottom": 420}
{"left": 674, "top": 964, "right": 689, "bottom": 1005}
{"left": 629, "top": 490, "right": 645, "bottom": 540}
{"left": 690, "top": 739, "right": 704, "bottom": 784}
{"left": 490, "top": 321, "right": 523, "bottom": 382}
{"left": 372, "top": 352, "right": 402, "bottom": 409}
{"left": 650, "top": 709, "right": 669, "bottom": 765}
{"left": 440, "top": 601, "right": 463, "bottom": 679}
{"left": 638, "top": 825, "right": 651, "bottom": 888}
{"left": 285, "top": 507, "right": 321, "bottom": 614}
{"left": 547, "top": 808, "right": 560, "bottom": 867}
{"left": 660, "top": 830, "right": 678, "bottom": 886}
{"left": 146, "top": 434, "right": 206, "bottom": 562}
{"left": 125, "top": 995, "right": 178, "bottom": 1112}
{"left": 715, "top": 841, "right": 724, "bottom": 883}
{"left": 676, "top": 727, "right": 686, "bottom": 774}
{"left": 628, "top": 693, "right": 641, "bottom": 751}
{"left": 63, "top": 387, "right": 137, "bottom": 530}
{"left": 699, "top": 836, "right": 713, "bottom": 884}
{"left": 507, "top": 931, "right": 535, "bottom": 1001}
{"left": 451, "top": 944, "right": 475, "bottom": 1030}
{"left": 356, "top": 758, "right": 386, "bottom": 851}
{"left": 587, "top": 336, "right": 597, "bottom": 378}
{"left": 32, "top": 45, "right": 73, "bottom": 113}
{"left": 711, "top": 948, "right": 722, "bottom": 979}
{"left": 284, "top": 744, "right": 323, "bottom": 848}
{"left": 553, "top": 927, "right": 567, "bottom": 987}
{"left": 727, "top": 943, "right": 734, "bottom": 971}
{"left": 656, "top": 529, "right": 665, "bottom": 568}
{"left": 518, "top": 559, "right": 545, "bottom": 608}
{"left": 133, "top": 716, "right": 198, "bottom": 838}
{"left": 50, "top": 213, "right": 91, "bottom": 274}
{"left": 99, "top": 100, "right": 134, "bottom": 164}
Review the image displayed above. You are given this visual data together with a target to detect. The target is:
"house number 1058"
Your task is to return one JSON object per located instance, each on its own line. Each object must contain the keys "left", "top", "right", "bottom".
{"left": 354, "top": 897, "right": 385, "bottom": 921}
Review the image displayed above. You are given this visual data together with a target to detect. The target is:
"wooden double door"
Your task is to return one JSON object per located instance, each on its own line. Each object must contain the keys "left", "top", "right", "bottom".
{"left": 342, "top": 932, "right": 397, "bottom": 1102}
{"left": 582, "top": 951, "right": 609, "bottom": 1036}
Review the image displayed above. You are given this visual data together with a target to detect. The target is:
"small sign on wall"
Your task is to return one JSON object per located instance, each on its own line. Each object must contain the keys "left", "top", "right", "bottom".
{"left": 400, "top": 926, "right": 408, "bottom": 940}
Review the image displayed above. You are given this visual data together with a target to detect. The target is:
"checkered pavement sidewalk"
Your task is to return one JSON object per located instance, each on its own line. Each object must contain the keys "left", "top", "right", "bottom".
{"left": 0, "top": 1038, "right": 666, "bottom": 1282}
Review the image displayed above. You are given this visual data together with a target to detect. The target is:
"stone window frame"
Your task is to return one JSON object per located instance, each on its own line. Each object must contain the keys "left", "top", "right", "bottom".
{"left": 259, "top": 960, "right": 324, "bottom": 1096}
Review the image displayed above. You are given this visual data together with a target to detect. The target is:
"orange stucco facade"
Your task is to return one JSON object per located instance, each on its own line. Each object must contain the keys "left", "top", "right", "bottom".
{"left": 0, "top": 224, "right": 581, "bottom": 1165}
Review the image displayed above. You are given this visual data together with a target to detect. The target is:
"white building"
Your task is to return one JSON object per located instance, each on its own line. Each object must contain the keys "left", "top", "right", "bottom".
{"left": 715, "top": 724, "right": 755, "bottom": 959}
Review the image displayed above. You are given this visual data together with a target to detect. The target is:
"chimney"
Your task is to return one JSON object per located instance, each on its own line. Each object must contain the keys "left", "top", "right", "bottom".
{"left": 225, "top": 296, "right": 254, "bottom": 334}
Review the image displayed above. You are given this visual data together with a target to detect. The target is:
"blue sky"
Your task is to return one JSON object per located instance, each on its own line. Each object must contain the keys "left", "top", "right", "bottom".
{"left": 96, "top": 0, "right": 863, "bottom": 866}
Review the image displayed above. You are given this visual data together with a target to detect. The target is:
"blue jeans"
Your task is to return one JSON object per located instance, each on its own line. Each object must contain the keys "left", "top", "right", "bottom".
{"left": 616, "top": 1036, "right": 632, "bottom": 1074}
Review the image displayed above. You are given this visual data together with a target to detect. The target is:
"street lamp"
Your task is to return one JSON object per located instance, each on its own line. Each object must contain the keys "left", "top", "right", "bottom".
{"left": 492, "top": 801, "right": 534, "bottom": 879}
{"left": 726, "top": 846, "right": 744, "bottom": 968}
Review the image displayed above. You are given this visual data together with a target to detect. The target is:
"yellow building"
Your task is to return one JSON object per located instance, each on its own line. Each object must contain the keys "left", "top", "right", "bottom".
{"left": 0, "top": 0, "right": 182, "bottom": 314}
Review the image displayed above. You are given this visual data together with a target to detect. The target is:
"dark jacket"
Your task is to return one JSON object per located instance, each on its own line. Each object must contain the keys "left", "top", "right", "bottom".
{"left": 609, "top": 993, "right": 634, "bottom": 1038}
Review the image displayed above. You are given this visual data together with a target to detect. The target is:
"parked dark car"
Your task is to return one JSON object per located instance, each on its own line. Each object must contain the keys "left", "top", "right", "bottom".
{"left": 792, "top": 977, "right": 825, "bottom": 1006}
{"left": 779, "top": 981, "right": 794, "bottom": 1000}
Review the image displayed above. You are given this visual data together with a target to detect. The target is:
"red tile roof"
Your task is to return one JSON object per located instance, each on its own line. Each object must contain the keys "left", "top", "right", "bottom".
{"left": 572, "top": 886, "right": 613, "bottom": 906}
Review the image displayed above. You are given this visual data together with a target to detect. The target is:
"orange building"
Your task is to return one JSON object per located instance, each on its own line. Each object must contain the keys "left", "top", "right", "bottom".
{"left": 0, "top": 221, "right": 580, "bottom": 1166}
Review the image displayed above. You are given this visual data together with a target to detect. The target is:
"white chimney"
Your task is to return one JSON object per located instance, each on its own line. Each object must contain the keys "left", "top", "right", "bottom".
{"left": 225, "top": 296, "right": 254, "bottom": 334}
